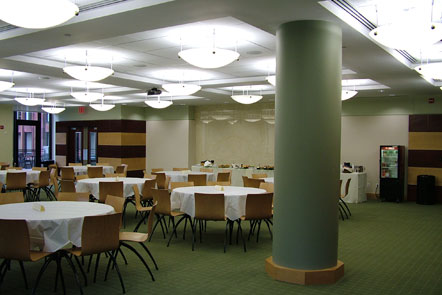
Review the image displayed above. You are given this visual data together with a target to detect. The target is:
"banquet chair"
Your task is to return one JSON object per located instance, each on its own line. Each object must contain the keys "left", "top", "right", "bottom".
{"left": 216, "top": 171, "right": 231, "bottom": 184}
{"left": 339, "top": 179, "right": 352, "bottom": 220}
{"left": 252, "top": 173, "right": 267, "bottom": 179}
{"left": 6, "top": 167, "right": 22, "bottom": 170}
{"left": 237, "top": 193, "right": 274, "bottom": 251}
{"left": 0, "top": 192, "right": 24, "bottom": 205}
{"left": 31, "top": 167, "right": 47, "bottom": 171}
{"left": 88, "top": 166, "right": 103, "bottom": 178}
{"left": 118, "top": 191, "right": 158, "bottom": 281}
{"left": 76, "top": 174, "right": 89, "bottom": 181}
{"left": 0, "top": 163, "right": 9, "bottom": 170}
{"left": 151, "top": 168, "right": 164, "bottom": 173}
{"left": 5, "top": 172, "right": 28, "bottom": 199}
{"left": 57, "top": 192, "right": 90, "bottom": 202}
{"left": 200, "top": 168, "right": 213, "bottom": 173}
{"left": 155, "top": 173, "right": 170, "bottom": 190}
{"left": 141, "top": 179, "right": 157, "bottom": 206}
{"left": 188, "top": 174, "right": 207, "bottom": 186}
{"left": 245, "top": 177, "right": 264, "bottom": 188}
{"left": 50, "top": 174, "right": 60, "bottom": 200}
{"left": 115, "top": 165, "right": 127, "bottom": 176}
{"left": 68, "top": 163, "right": 82, "bottom": 166}
{"left": 0, "top": 219, "right": 53, "bottom": 291}
{"left": 60, "top": 167, "right": 75, "bottom": 181}
{"left": 105, "top": 173, "right": 125, "bottom": 178}
{"left": 60, "top": 180, "right": 76, "bottom": 193}
{"left": 68, "top": 213, "right": 125, "bottom": 293}
{"left": 143, "top": 170, "right": 157, "bottom": 179}
{"left": 151, "top": 188, "right": 190, "bottom": 246}
{"left": 173, "top": 168, "right": 188, "bottom": 171}
{"left": 29, "top": 170, "right": 54, "bottom": 201}
{"left": 96, "top": 162, "right": 110, "bottom": 166}
{"left": 170, "top": 181, "right": 194, "bottom": 191}
{"left": 98, "top": 181, "right": 123, "bottom": 203}
{"left": 259, "top": 182, "right": 274, "bottom": 193}
{"left": 132, "top": 185, "right": 154, "bottom": 233}
{"left": 207, "top": 181, "right": 231, "bottom": 186}
{"left": 193, "top": 193, "right": 230, "bottom": 252}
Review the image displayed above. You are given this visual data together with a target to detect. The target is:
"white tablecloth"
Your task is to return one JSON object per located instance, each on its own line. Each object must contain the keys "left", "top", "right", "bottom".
{"left": 76, "top": 177, "right": 147, "bottom": 199}
{"left": 163, "top": 171, "right": 216, "bottom": 183}
{"left": 340, "top": 172, "right": 367, "bottom": 203}
{"left": 0, "top": 201, "right": 114, "bottom": 252}
{"left": 191, "top": 166, "right": 274, "bottom": 186}
{"left": 171, "top": 186, "right": 266, "bottom": 220}
{"left": 263, "top": 177, "right": 274, "bottom": 183}
{"left": 62, "top": 165, "right": 114, "bottom": 176}
{"left": 0, "top": 169, "right": 40, "bottom": 184}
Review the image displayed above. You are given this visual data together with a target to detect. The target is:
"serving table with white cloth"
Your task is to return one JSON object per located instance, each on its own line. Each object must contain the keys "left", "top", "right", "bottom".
{"left": 0, "top": 169, "right": 40, "bottom": 184}
{"left": 76, "top": 177, "right": 147, "bottom": 199}
{"left": 171, "top": 186, "right": 266, "bottom": 220}
{"left": 340, "top": 172, "right": 367, "bottom": 203}
{"left": 61, "top": 165, "right": 114, "bottom": 176}
{"left": 162, "top": 171, "right": 216, "bottom": 183}
{"left": 0, "top": 201, "right": 114, "bottom": 252}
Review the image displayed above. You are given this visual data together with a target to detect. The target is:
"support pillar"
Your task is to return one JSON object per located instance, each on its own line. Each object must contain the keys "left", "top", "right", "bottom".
{"left": 266, "top": 20, "right": 343, "bottom": 285}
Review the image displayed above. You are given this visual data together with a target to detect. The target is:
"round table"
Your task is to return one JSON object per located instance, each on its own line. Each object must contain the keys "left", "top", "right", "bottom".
{"left": 171, "top": 186, "right": 266, "bottom": 220}
{"left": 0, "top": 169, "right": 40, "bottom": 184}
{"left": 76, "top": 177, "right": 148, "bottom": 199}
{"left": 0, "top": 201, "right": 114, "bottom": 252}
{"left": 162, "top": 171, "right": 216, "bottom": 183}
{"left": 61, "top": 165, "right": 115, "bottom": 176}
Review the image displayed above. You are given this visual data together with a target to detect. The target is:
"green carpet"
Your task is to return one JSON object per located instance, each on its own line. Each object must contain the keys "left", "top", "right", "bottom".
{"left": 1, "top": 200, "right": 441, "bottom": 294}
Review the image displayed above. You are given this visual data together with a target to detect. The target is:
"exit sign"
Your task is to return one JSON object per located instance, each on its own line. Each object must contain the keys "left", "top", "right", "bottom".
{"left": 78, "top": 106, "right": 85, "bottom": 114}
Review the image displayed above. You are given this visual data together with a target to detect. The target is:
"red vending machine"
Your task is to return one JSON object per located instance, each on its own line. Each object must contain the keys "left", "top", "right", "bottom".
{"left": 380, "top": 145, "right": 405, "bottom": 202}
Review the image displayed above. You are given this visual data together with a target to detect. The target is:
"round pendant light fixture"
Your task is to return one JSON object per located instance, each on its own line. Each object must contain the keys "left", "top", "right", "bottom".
{"left": 341, "top": 90, "right": 358, "bottom": 101}
{"left": 266, "top": 75, "right": 276, "bottom": 86}
{"left": 144, "top": 96, "right": 173, "bottom": 109}
{"left": 63, "top": 66, "right": 114, "bottom": 82}
{"left": 71, "top": 91, "right": 104, "bottom": 103}
{"left": 42, "top": 106, "right": 65, "bottom": 114}
{"left": 231, "top": 94, "right": 263, "bottom": 105}
{"left": 89, "top": 96, "right": 115, "bottom": 111}
{"left": 0, "top": 81, "right": 14, "bottom": 92}
{"left": 14, "top": 97, "right": 45, "bottom": 106}
{"left": 178, "top": 48, "right": 239, "bottom": 69}
{"left": 415, "top": 62, "right": 442, "bottom": 80}
{"left": 162, "top": 83, "right": 201, "bottom": 96}
{"left": 0, "top": 0, "right": 79, "bottom": 29}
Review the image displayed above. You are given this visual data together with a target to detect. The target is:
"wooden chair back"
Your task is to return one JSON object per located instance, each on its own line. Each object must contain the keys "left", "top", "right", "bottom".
{"left": 105, "top": 173, "right": 125, "bottom": 178}
{"left": 57, "top": 192, "right": 90, "bottom": 202}
{"left": 259, "top": 182, "right": 274, "bottom": 193}
{"left": 80, "top": 213, "right": 122, "bottom": 255}
{"left": 132, "top": 185, "right": 145, "bottom": 212}
{"left": 207, "top": 181, "right": 230, "bottom": 186}
{"left": 245, "top": 193, "right": 273, "bottom": 220}
{"left": 341, "top": 178, "right": 351, "bottom": 198}
{"left": 0, "top": 192, "right": 24, "bottom": 205}
{"left": 146, "top": 201, "right": 157, "bottom": 236}
{"left": 252, "top": 173, "right": 267, "bottom": 179}
{"left": 88, "top": 166, "right": 103, "bottom": 178}
{"left": 99, "top": 181, "right": 123, "bottom": 203}
{"left": 6, "top": 172, "right": 27, "bottom": 190}
{"left": 115, "top": 165, "right": 126, "bottom": 175}
{"left": 32, "top": 167, "right": 47, "bottom": 171}
{"left": 105, "top": 195, "right": 125, "bottom": 217}
{"left": 60, "top": 180, "right": 76, "bottom": 192}
{"left": 60, "top": 167, "right": 75, "bottom": 181}
{"left": 36, "top": 170, "right": 50, "bottom": 187}
{"left": 151, "top": 168, "right": 164, "bottom": 173}
{"left": 188, "top": 174, "right": 206, "bottom": 186}
{"left": 0, "top": 219, "right": 31, "bottom": 261}
{"left": 245, "top": 178, "right": 264, "bottom": 188}
{"left": 216, "top": 171, "right": 231, "bottom": 183}
{"left": 155, "top": 173, "right": 170, "bottom": 189}
{"left": 194, "top": 193, "right": 225, "bottom": 221}
{"left": 242, "top": 175, "right": 249, "bottom": 187}
{"left": 152, "top": 188, "right": 171, "bottom": 216}
{"left": 143, "top": 173, "right": 156, "bottom": 179}
{"left": 96, "top": 163, "right": 110, "bottom": 166}
{"left": 170, "top": 181, "right": 194, "bottom": 191}
{"left": 68, "top": 163, "right": 82, "bottom": 166}
{"left": 141, "top": 179, "right": 156, "bottom": 202}
{"left": 51, "top": 174, "right": 59, "bottom": 199}
{"left": 200, "top": 168, "right": 213, "bottom": 173}
{"left": 49, "top": 168, "right": 58, "bottom": 185}
{"left": 0, "top": 163, "right": 9, "bottom": 170}
{"left": 173, "top": 168, "right": 188, "bottom": 171}
{"left": 6, "top": 167, "right": 22, "bottom": 170}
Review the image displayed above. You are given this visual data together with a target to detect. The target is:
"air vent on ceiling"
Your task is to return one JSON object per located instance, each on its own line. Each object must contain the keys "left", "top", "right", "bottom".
{"left": 330, "top": 0, "right": 418, "bottom": 64}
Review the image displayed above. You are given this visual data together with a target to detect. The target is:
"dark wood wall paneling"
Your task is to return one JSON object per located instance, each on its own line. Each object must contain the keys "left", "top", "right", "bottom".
{"left": 97, "top": 145, "right": 146, "bottom": 158}
{"left": 56, "top": 120, "right": 146, "bottom": 133}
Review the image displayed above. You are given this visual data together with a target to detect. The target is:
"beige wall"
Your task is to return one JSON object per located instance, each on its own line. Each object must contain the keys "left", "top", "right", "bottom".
{"left": 0, "top": 105, "right": 14, "bottom": 164}
{"left": 146, "top": 120, "right": 194, "bottom": 172}
{"left": 341, "top": 115, "right": 409, "bottom": 194}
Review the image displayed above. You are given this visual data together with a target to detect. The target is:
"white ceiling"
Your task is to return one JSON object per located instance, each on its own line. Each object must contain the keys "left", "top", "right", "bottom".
{"left": 0, "top": 0, "right": 441, "bottom": 108}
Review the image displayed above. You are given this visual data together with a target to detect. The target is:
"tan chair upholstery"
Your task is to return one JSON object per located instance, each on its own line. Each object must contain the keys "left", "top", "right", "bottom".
{"left": 173, "top": 168, "right": 188, "bottom": 171}
{"left": 151, "top": 168, "right": 164, "bottom": 173}
{"left": 87, "top": 166, "right": 103, "bottom": 178}
{"left": 244, "top": 177, "right": 264, "bottom": 188}
{"left": 105, "top": 173, "right": 125, "bottom": 178}
{"left": 98, "top": 181, "right": 123, "bottom": 203}
{"left": 0, "top": 163, "right": 9, "bottom": 170}
{"left": 60, "top": 167, "right": 75, "bottom": 181}
{"left": 143, "top": 173, "right": 157, "bottom": 179}
{"left": 200, "top": 168, "right": 213, "bottom": 173}
{"left": 76, "top": 174, "right": 89, "bottom": 180}
{"left": 207, "top": 181, "right": 231, "bottom": 186}
{"left": 216, "top": 171, "right": 231, "bottom": 183}
{"left": 259, "top": 182, "right": 274, "bottom": 193}
{"left": 68, "top": 213, "right": 125, "bottom": 293}
{"left": 116, "top": 165, "right": 127, "bottom": 176}
{"left": 60, "top": 180, "right": 76, "bottom": 193}
{"left": 105, "top": 195, "right": 125, "bottom": 228}
{"left": 68, "top": 163, "right": 82, "bottom": 166}
{"left": 132, "top": 185, "right": 153, "bottom": 232}
{"left": 252, "top": 173, "right": 267, "bottom": 179}
{"left": 31, "top": 167, "right": 47, "bottom": 171}
{"left": 57, "top": 192, "right": 90, "bottom": 202}
{"left": 96, "top": 162, "right": 110, "bottom": 166}
{"left": 6, "top": 167, "right": 23, "bottom": 170}
{"left": 29, "top": 170, "right": 54, "bottom": 201}
{"left": 141, "top": 179, "right": 156, "bottom": 204}
{"left": 5, "top": 173, "right": 27, "bottom": 196}
{"left": 170, "top": 181, "right": 194, "bottom": 191}
{"left": 50, "top": 174, "right": 59, "bottom": 200}
{"left": 155, "top": 173, "right": 170, "bottom": 190}
{"left": 0, "top": 192, "right": 24, "bottom": 205}
{"left": 188, "top": 174, "right": 207, "bottom": 186}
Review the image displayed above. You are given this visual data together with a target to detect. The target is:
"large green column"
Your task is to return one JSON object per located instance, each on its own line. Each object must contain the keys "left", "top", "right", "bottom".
{"left": 266, "top": 20, "right": 343, "bottom": 284}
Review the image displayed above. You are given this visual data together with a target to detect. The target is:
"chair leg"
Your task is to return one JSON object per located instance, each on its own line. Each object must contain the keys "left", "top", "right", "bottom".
{"left": 18, "top": 261, "right": 28, "bottom": 289}
{"left": 120, "top": 243, "right": 155, "bottom": 281}
{"left": 338, "top": 205, "right": 345, "bottom": 221}
{"left": 339, "top": 202, "right": 348, "bottom": 219}
{"left": 55, "top": 254, "right": 66, "bottom": 294}
{"left": 133, "top": 211, "right": 149, "bottom": 232}
{"left": 0, "top": 259, "right": 9, "bottom": 286}
{"left": 106, "top": 251, "right": 126, "bottom": 294}
{"left": 223, "top": 221, "right": 230, "bottom": 253}
{"left": 192, "top": 218, "right": 197, "bottom": 251}
{"left": 139, "top": 242, "right": 159, "bottom": 270}
{"left": 118, "top": 247, "right": 128, "bottom": 265}
{"left": 32, "top": 255, "right": 55, "bottom": 295}
{"left": 256, "top": 220, "right": 262, "bottom": 242}
{"left": 264, "top": 219, "right": 273, "bottom": 239}
{"left": 61, "top": 252, "right": 84, "bottom": 295}
{"left": 167, "top": 215, "right": 187, "bottom": 247}
{"left": 340, "top": 198, "right": 352, "bottom": 216}
{"left": 93, "top": 253, "right": 101, "bottom": 283}
{"left": 237, "top": 220, "right": 247, "bottom": 252}
{"left": 74, "top": 255, "right": 88, "bottom": 286}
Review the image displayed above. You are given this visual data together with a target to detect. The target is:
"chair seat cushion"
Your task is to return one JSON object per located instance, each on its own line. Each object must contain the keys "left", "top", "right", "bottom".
{"left": 119, "top": 232, "right": 148, "bottom": 243}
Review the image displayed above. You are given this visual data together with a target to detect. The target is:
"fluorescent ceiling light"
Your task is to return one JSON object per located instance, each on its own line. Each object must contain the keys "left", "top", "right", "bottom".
{"left": 179, "top": 48, "right": 239, "bottom": 69}
{"left": 341, "top": 90, "right": 358, "bottom": 101}
{"left": 0, "top": 0, "right": 79, "bottom": 29}
{"left": 162, "top": 83, "right": 201, "bottom": 96}
{"left": 63, "top": 66, "right": 114, "bottom": 82}
{"left": 415, "top": 63, "right": 442, "bottom": 80}
{"left": 266, "top": 76, "right": 276, "bottom": 86}
{"left": 42, "top": 106, "right": 65, "bottom": 114}
{"left": 144, "top": 97, "right": 173, "bottom": 109}
{"left": 265, "top": 119, "right": 275, "bottom": 125}
{"left": 71, "top": 91, "right": 104, "bottom": 103}
{"left": 231, "top": 94, "right": 263, "bottom": 104}
{"left": 14, "top": 97, "right": 45, "bottom": 106}
{"left": 0, "top": 81, "right": 14, "bottom": 92}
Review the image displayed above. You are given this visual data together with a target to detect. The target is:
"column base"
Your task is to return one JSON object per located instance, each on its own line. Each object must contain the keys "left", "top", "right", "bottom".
{"left": 265, "top": 257, "right": 344, "bottom": 285}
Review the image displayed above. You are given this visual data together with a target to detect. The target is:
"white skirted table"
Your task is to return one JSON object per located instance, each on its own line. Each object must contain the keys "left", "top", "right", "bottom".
{"left": 162, "top": 171, "right": 216, "bottom": 183}
{"left": 191, "top": 166, "right": 274, "bottom": 186}
{"left": 0, "top": 169, "right": 40, "bottom": 184}
{"left": 0, "top": 201, "right": 114, "bottom": 252}
{"left": 340, "top": 172, "right": 367, "bottom": 203}
{"left": 171, "top": 186, "right": 266, "bottom": 220}
{"left": 76, "top": 177, "right": 147, "bottom": 199}
{"left": 61, "top": 165, "right": 115, "bottom": 176}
